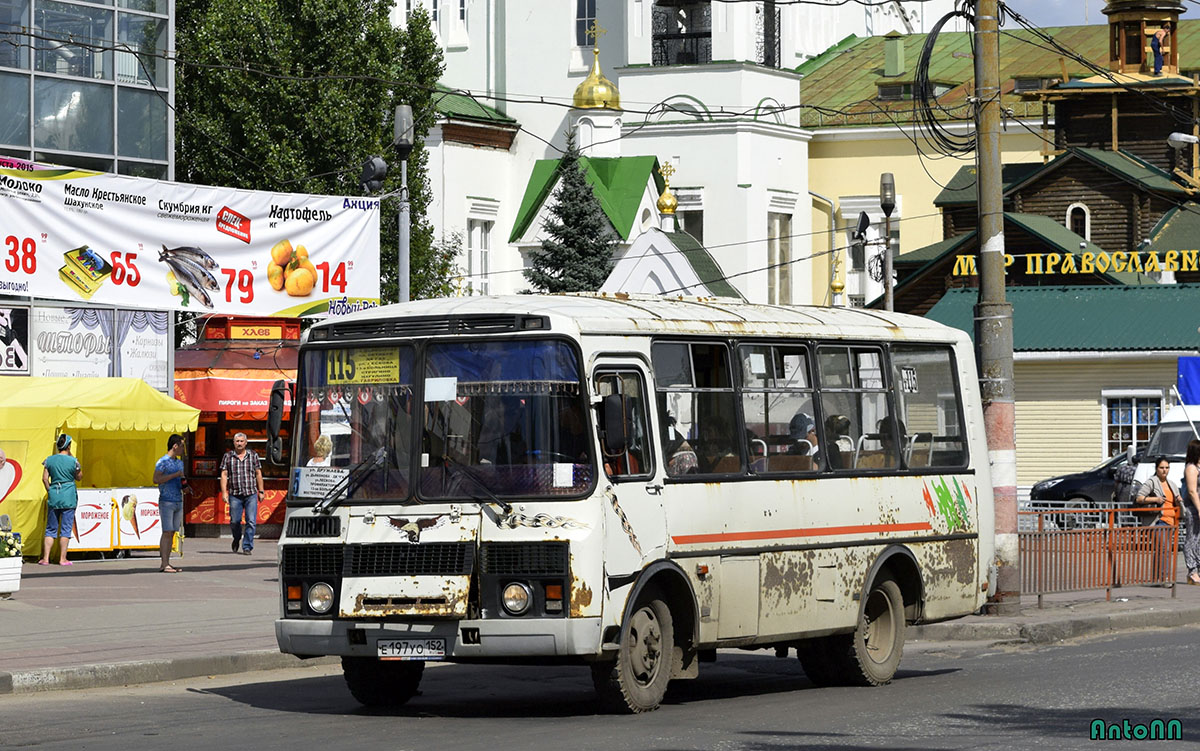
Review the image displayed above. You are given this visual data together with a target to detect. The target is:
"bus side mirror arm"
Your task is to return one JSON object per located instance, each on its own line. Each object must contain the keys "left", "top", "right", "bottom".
{"left": 601, "top": 393, "right": 627, "bottom": 456}
{"left": 267, "top": 379, "right": 291, "bottom": 465}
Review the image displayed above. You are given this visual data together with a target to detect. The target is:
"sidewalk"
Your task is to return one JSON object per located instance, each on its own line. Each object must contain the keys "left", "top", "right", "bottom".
{"left": 2, "top": 540, "right": 1200, "bottom": 694}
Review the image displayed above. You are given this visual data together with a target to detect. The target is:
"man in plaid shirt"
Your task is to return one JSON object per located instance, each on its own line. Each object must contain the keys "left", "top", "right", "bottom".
{"left": 220, "top": 432, "right": 265, "bottom": 555}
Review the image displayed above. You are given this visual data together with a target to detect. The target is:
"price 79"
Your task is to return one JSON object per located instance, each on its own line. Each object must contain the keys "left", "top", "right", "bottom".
{"left": 222, "top": 268, "right": 254, "bottom": 303}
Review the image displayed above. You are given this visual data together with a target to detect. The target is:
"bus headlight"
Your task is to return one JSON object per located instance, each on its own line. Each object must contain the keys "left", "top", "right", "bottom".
{"left": 307, "top": 582, "right": 335, "bottom": 614}
{"left": 502, "top": 582, "right": 532, "bottom": 615}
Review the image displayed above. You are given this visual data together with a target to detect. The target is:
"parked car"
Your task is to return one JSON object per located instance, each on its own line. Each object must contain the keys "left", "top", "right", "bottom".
{"left": 1030, "top": 452, "right": 1128, "bottom": 507}
{"left": 1029, "top": 453, "right": 1134, "bottom": 529}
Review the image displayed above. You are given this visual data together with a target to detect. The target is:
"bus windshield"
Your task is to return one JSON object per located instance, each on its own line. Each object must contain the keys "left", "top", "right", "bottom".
{"left": 293, "top": 346, "right": 415, "bottom": 501}
{"left": 420, "top": 339, "right": 595, "bottom": 499}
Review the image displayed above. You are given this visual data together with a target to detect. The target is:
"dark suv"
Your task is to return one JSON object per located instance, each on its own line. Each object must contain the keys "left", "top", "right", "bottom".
{"left": 1029, "top": 453, "right": 1128, "bottom": 507}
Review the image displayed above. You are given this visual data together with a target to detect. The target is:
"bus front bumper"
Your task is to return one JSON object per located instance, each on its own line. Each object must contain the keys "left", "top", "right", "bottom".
{"left": 276, "top": 617, "right": 604, "bottom": 659}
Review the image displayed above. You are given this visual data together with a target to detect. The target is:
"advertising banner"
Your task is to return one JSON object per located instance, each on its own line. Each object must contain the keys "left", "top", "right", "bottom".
{"left": 0, "top": 158, "right": 381, "bottom": 316}
{"left": 0, "top": 306, "right": 29, "bottom": 374}
{"left": 71, "top": 488, "right": 162, "bottom": 551}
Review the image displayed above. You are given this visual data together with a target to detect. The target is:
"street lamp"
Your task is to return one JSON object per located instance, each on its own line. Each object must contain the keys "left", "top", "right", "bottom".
{"left": 879, "top": 173, "right": 896, "bottom": 312}
{"left": 393, "top": 105, "right": 415, "bottom": 304}
{"left": 360, "top": 106, "right": 416, "bottom": 305}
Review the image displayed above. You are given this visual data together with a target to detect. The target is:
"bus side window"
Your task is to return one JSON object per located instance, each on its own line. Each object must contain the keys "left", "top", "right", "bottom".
{"left": 652, "top": 341, "right": 740, "bottom": 477}
{"left": 890, "top": 345, "right": 968, "bottom": 468}
{"left": 817, "top": 346, "right": 899, "bottom": 471}
{"left": 595, "top": 371, "right": 652, "bottom": 480}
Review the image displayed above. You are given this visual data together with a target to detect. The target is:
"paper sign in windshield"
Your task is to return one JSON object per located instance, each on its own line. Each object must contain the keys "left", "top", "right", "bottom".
{"left": 293, "top": 466, "right": 350, "bottom": 498}
{"left": 424, "top": 377, "right": 457, "bottom": 402}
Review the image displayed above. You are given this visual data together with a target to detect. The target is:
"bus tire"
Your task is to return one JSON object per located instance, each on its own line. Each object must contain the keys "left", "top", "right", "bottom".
{"left": 834, "top": 577, "right": 906, "bottom": 686}
{"left": 591, "top": 594, "right": 674, "bottom": 713}
{"left": 795, "top": 638, "right": 840, "bottom": 686}
{"left": 341, "top": 656, "right": 424, "bottom": 707}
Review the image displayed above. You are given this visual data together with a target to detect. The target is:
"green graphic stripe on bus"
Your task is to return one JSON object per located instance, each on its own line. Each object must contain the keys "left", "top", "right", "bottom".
{"left": 923, "top": 477, "right": 973, "bottom": 532}
{"left": 671, "top": 521, "right": 933, "bottom": 546}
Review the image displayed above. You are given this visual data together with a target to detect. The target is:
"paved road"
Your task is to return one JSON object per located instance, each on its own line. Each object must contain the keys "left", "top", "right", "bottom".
{"left": 9, "top": 628, "right": 1199, "bottom": 750}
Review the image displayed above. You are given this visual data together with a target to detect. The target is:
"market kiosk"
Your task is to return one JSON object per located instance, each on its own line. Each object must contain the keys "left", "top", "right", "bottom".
{"left": 173, "top": 316, "right": 297, "bottom": 536}
{"left": 0, "top": 376, "right": 200, "bottom": 558}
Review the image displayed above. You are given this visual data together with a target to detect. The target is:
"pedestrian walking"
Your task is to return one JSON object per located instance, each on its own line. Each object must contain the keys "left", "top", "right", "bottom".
{"left": 39, "top": 433, "right": 81, "bottom": 566}
{"left": 221, "top": 432, "right": 264, "bottom": 555}
{"left": 153, "top": 434, "right": 186, "bottom": 573}
{"left": 1181, "top": 439, "right": 1200, "bottom": 585}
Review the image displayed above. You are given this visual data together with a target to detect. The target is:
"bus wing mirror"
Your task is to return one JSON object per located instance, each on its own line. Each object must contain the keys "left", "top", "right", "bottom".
{"left": 601, "top": 393, "right": 627, "bottom": 456}
{"left": 267, "top": 379, "right": 290, "bottom": 465}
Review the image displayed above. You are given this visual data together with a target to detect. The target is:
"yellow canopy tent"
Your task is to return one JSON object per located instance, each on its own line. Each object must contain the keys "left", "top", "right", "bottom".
{"left": 0, "top": 377, "right": 199, "bottom": 557}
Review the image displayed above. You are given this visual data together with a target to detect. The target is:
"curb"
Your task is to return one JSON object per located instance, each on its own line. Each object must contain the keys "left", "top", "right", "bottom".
{"left": 911, "top": 605, "right": 1200, "bottom": 645}
{"left": 0, "top": 651, "right": 339, "bottom": 695}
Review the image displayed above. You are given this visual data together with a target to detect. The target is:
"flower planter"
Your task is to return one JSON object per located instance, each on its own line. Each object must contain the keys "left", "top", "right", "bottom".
{"left": 0, "top": 555, "right": 21, "bottom": 595}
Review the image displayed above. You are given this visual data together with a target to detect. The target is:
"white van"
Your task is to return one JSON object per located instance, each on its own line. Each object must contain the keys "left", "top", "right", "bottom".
{"left": 1132, "top": 405, "right": 1200, "bottom": 489}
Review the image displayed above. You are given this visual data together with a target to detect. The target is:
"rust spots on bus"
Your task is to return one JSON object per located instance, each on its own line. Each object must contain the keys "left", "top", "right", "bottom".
{"left": 345, "top": 577, "right": 470, "bottom": 618}
{"left": 570, "top": 576, "right": 594, "bottom": 618}
{"left": 760, "top": 550, "right": 815, "bottom": 608}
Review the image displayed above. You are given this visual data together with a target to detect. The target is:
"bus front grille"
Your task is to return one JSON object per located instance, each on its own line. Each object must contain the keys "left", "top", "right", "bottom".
{"left": 480, "top": 542, "right": 569, "bottom": 575}
{"left": 286, "top": 516, "right": 341, "bottom": 538}
{"left": 345, "top": 543, "right": 474, "bottom": 577}
{"left": 281, "top": 545, "right": 343, "bottom": 577}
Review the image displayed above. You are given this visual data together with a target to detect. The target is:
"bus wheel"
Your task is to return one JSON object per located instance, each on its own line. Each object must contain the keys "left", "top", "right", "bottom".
{"left": 341, "top": 657, "right": 424, "bottom": 707}
{"left": 838, "top": 577, "right": 906, "bottom": 686}
{"left": 795, "top": 638, "right": 840, "bottom": 687}
{"left": 592, "top": 595, "right": 674, "bottom": 713}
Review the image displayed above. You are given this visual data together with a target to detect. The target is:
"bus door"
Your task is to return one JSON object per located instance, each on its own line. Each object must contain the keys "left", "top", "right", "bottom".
{"left": 592, "top": 364, "right": 666, "bottom": 584}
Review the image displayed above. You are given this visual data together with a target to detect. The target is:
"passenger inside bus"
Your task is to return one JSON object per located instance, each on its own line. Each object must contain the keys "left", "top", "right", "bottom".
{"left": 698, "top": 418, "right": 739, "bottom": 473}
{"left": 663, "top": 415, "right": 698, "bottom": 476}
{"left": 824, "top": 414, "right": 854, "bottom": 470}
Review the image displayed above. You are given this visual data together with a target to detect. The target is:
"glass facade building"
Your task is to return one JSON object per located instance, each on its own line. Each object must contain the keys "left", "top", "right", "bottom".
{"left": 0, "top": 0, "right": 172, "bottom": 178}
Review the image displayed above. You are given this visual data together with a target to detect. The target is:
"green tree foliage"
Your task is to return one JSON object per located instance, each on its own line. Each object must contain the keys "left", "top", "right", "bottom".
{"left": 523, "top": 132, "right": 617, "bottom": 293}
{"left": 174, "top": 1, "right": 450, "bottom": 301}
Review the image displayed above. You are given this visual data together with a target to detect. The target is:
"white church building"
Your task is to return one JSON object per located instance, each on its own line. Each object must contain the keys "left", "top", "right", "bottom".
{"left": 403, "top": 0, "right": 957, "bottom": 303}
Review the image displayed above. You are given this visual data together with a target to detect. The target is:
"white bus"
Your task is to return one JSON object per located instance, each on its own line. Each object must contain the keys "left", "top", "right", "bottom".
{"left": 269, "top": 294, "right": 994, "bottom": 713}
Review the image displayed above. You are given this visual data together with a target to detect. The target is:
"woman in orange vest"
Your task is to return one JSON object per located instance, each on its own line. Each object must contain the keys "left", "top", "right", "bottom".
{"left": 1136, "top": 456, "right": 1182, "bottom": 583}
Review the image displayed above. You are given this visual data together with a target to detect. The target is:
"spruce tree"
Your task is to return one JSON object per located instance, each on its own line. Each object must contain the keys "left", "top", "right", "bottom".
{"left": 523, "top": 131, "right": 617, "bottom": 293}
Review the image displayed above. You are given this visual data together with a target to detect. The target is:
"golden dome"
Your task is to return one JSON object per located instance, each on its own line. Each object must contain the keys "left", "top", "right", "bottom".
{"left": 573, "top": 48, "right": 621, "bottom": 110}
{"left": 656, "top": 161, "right": 677, "bottom": 215}
{"left": 657, "top": 188, "right": 678, "bottom": 215}
{"left": 831, "top": 276, "right": 845, "bottom": 295}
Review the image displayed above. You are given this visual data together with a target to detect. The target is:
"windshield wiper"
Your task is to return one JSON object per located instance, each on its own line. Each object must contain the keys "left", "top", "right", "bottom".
{"left": 439, "top": 454, "right": 514, "bottom": 516}
{"left": 313, "top": 446, "right": 389, "bottom": 516}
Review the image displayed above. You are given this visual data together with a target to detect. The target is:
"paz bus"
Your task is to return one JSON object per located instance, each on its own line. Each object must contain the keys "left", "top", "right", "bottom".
{"left": 268, "top": 294, "right": 994, "bottom": 713}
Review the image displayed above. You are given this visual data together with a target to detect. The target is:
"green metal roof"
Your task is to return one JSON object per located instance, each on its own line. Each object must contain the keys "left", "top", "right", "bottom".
{"left": 508, "top": 156, "right": 663, "bottom": 243}
{"left": 934, "top": 163, "right": 1044, "bottom": 206}
{"left": 796, "top": 34, "right": 864, "bottom": 77}
{"left": 433, "top": 85, "right": 517, "bottom": 124}
{"left": 1005, "top": 212, "right": 1150, "bottom": 285}
{"left": 800, "top": 20, "right": 1200, "bottom": 128}
{"left": 925, "top": 284, "right": 1200, "bottom": 351}
{"left": 1146, "top": 202, "right": 1200, "bottom": 252}
{"left": 896, "top": 231, "right": 975, "bottom": 267}
{"left": 662, "top": 231, "right": 746, "bottom": 301}
{"left": 1061, "top": 148, "right": 1188, "bottom": 196}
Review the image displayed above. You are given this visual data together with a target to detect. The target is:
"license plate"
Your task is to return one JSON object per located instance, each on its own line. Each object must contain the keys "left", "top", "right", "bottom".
{"left": 376, "top": 637, "right": 446, "bottom": 660}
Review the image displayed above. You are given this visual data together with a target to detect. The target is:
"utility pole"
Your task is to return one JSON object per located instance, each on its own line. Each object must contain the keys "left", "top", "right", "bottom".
{"left": 973, "top": 0, "right": 1019, "bottom": 614}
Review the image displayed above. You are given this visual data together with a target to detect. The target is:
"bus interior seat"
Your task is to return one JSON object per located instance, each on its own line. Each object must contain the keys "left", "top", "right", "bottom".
{"left": 768, "top": 454, "right": 812, "bottom": 472}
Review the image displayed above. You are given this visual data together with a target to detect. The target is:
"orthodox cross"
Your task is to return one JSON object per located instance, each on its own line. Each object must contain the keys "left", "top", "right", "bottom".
{"left": 585, "top": 20, "right": 608, "bottom": 48}
{"left": 659, "top": 161, "right": 675, "bottom": 188}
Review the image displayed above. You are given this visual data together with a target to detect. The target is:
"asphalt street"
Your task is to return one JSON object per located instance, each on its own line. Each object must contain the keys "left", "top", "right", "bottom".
{"left": 9, "top": 628, "right": 1200, "bottom": 750}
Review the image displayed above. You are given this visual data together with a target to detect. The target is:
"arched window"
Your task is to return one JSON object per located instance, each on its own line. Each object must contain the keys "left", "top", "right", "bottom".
{"left": 1067, "top": 203, "right": 1090, "bottom": 241}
